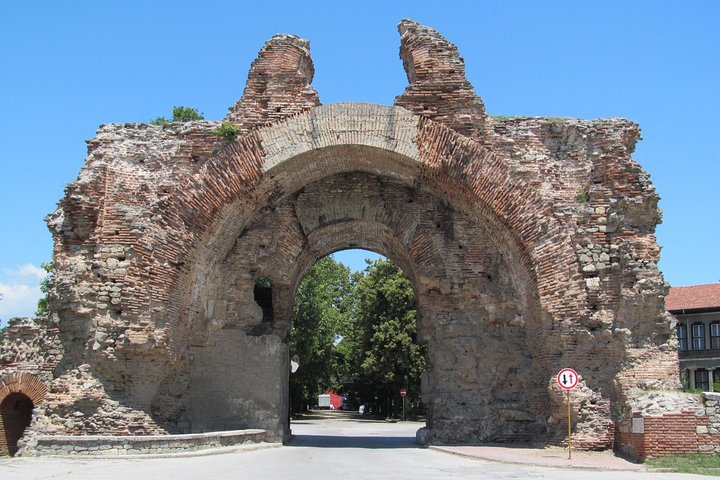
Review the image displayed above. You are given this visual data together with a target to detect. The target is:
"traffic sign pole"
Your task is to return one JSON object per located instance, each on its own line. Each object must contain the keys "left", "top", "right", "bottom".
{"left": 567, "top": 389, "right": 572, "bottom": 460}
{"left": 556, "top": 368, "right": 578, "bottom": 460}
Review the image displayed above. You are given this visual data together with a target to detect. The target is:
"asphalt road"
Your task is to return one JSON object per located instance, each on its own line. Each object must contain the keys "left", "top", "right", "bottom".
{"left": 0, "top": 412, "right": 708, "bottom": 479}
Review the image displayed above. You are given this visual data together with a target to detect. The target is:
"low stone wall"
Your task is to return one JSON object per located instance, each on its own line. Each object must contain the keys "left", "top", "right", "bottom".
{"left": 615, "top": 392, "right": 720, "bottom": 460}
{"left": 26, "top": 429, "right": 267, "bottom": 456}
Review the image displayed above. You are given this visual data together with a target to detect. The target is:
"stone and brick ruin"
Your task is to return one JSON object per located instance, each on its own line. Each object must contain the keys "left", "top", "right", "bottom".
{"left": 0, "top": 19, "right": 701, "bottom": 458}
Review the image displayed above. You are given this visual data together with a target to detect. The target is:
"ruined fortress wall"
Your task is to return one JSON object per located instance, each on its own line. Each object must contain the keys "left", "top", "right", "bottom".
{"left": 0, "top": 20, "right": 679, "bottom": 453}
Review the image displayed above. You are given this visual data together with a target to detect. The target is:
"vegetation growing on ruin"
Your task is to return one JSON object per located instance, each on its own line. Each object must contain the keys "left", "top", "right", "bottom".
{"left": 576, "top": 185, "right": 591, "bottom": 204}
{"left": 150, "top": 106, "right": 204, "bottom": 125}
{"left": 610, "top": 401, "right": 631, "bottom": 422}
{"left": 213, "top": 122, "right": 241, "bottom": 141}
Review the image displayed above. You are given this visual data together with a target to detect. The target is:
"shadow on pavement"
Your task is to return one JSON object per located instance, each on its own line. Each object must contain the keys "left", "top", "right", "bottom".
{"left": 288, "top": 434, "right": 418, "bottom": 449}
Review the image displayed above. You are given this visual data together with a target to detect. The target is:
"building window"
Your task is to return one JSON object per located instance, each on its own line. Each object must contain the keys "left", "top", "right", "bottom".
{"left": 677, "top": 324, "right": 688, "bottom": 351}
{"left": 692, "top": 323, "right": 706, "bottom": 350}
{"left": 695, "top": 369, "right": 710, "bottom": 391}
{"left": 711, "top": 323, "right": 720, "bottom": 350}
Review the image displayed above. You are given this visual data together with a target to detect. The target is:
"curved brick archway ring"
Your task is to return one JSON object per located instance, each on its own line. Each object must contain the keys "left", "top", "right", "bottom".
{"left": 169, "top": 139, "right": 558, "bottom": 441}
{"left": 164, "top": 104, "right": 583, "bottom": 350}
{"left": 0, "top": 372, "right": 47, "bottom": 407}
{"left": 287, "top": 219, "right": 425, "bottom": 294}
{"left": 0, "top": 373, "right": 46, "bottom": 457}
{"left": 147, "top": 105, "right": 576, "bottom": 444}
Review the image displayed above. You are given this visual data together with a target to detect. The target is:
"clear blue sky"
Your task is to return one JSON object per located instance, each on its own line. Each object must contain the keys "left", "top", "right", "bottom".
{"left": 1, "top": 1, "right": 718, "bottom": 323}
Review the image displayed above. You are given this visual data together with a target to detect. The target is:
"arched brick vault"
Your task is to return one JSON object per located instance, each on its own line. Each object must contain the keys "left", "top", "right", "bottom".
{"left": 159, "top": 104, "right": 581, "bottom": 346}
{"left": 39, "top": 19, "right": 679, "bottom": 448}
{"left": 176, "top": 161, "right": 550, "bottom": 441}
{"left": 0, "top": 373, "right": 46, "bottom": 457}
{"left": 115, "top": 104, "right": 615, "bottom": 442}
{"left": 0, "top": 373, "right": 47, "bottom": 406}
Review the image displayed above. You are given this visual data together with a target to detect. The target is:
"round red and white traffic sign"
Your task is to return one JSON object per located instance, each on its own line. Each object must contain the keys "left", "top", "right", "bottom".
{"left": 400, "top": 388, "right": 407, "bottom": 397}
{"left": 557, "top": 368, "right": 579, "bottom": 390}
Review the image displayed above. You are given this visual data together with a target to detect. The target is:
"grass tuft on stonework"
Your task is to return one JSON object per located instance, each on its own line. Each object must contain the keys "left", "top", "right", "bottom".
{"left": 646, "top": 454, "right": 720, "bottom": 476}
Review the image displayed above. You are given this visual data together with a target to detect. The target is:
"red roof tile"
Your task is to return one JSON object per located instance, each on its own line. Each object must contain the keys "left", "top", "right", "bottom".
{"left": 666, "top": 283, "right": 720, "bottom": 312}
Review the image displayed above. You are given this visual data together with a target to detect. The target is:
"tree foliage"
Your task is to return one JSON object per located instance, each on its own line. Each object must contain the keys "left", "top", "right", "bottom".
{"left": 289, "top": 256, "right": 426, "bottom": 418}
{"left": 289, "top": 257, "right": 352, "bottom": 412}
{"left": 171, "top": 106, "right": 204, "bottom": 122}
{"left": 35, "top": 261, "right": 53, "bottom": 316}
{"left": 150, "top": 105, "right": 204, "bottom": 125}
{"left": 344, "top": 259, "right": 426, "bottom": 416}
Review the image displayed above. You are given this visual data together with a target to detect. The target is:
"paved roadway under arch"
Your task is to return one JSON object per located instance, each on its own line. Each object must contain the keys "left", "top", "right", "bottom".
{"left": 0, "top": 412, "right": 704, "bottom": 480}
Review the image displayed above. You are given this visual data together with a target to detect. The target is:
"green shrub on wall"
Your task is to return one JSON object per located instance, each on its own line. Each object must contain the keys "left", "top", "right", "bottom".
{"left": 214, "top": 122, "right": 241, "bottom": 141}
{"left": 150, "top": 106, "right": 204, "bottom": 125}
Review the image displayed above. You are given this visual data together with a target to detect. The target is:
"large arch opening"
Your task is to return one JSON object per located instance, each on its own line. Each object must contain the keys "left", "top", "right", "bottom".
{"left": 173, "top": 155, "right": 548, "bottom": 443}
{"left": 288, "top": 251, "right": 426, "bottom": 427}
{"left": 1, "top": 393, "right": 34, "bottom": 456}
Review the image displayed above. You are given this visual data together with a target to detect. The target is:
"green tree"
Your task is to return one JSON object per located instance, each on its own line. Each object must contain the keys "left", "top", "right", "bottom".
{"left": 287, "top": 256, "right": 425, "bottom": 417}
{"left": 35, "top": 261, "right": 53, "bottom": 316}
{"left": 150, "top": 105, "right": 204, "bottom": 125}
{"left": 171, "top": 106, "right": 204, "bottom": 122}
{"left": 345, "top": 259, "right": 426, "bottom": 417}
{"left": 289, "top": 256, "right": 352, "bottom": 412}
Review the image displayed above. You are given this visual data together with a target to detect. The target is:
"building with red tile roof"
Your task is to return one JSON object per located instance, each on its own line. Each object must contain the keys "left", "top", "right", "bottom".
{"left": 666, "top": 283, "right": 720, "bottom": 312}
{"left": 667, "top": 283, "right": 720, "bottom": 391}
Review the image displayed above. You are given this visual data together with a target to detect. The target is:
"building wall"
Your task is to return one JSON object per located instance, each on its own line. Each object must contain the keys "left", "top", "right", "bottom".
{"left": 616, "top": 392, "right": 720, "bottom": 460}
{"left": 675, "top": 310, "right": 720, "bottom": 390}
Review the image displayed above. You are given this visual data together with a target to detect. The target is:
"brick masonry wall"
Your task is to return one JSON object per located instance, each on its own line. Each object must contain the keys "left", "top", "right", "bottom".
{"left": 0, "top": 318, "right": 57, "bottom": 456}
{"left": 615, "top": 392, "right": 720, "bottom": 460}
{"left": 225, "top": 34, "right": 319, "bottom": 130}
{"left": 0, "top": 317, "right": 62, "bottom": 382}
{"left": 615, "top": 429, "right": 645, "bottom": 460}
{"left": 0, "top": 19, "right": 683, "bottom": 453}
{"left": 395, "top": 20, "right": 491, "bottom": 140}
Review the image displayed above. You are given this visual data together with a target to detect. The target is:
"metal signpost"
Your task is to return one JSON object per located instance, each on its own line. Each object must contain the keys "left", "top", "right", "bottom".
{"left": 556, "top": 368, "right": 578, "bottom": 460}
{"left": 400, "top": 388, "right": 407, "bottom": 421}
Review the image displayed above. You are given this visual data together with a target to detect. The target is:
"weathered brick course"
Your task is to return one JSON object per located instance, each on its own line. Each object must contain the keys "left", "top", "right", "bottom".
{"left": 616, "top": 392, "right": 720, "bottom": 460}
{"left": 0, "top": 19, "right": 687, "bottom": 455}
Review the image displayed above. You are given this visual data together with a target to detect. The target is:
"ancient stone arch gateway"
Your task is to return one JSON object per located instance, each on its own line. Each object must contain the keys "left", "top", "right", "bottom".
{"left": 3, "top": 20, "right": 681, "bottom": 453}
